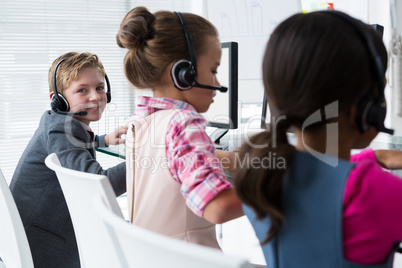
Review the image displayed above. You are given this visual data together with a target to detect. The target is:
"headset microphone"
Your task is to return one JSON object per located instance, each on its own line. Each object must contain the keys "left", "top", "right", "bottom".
{"left": 172, "top": 12, "right": 227, "bottom": 93}
{"left": 54, "top": 109, "right": 88, "bottom": 116}
{"left": 194, "top": 81, "right": 228, "bottom": 92}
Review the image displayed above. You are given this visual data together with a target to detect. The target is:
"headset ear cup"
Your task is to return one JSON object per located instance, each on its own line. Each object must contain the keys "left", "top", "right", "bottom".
{"left": 356, "top": 93, "right": 391, "bottom": 134}
{"left": 355, "top": 95, "right": 374, "bottom": 133}
{"left": 51, "top": 94, "right": 70, "bottom": 112}
{"left": 105, "top": 73, "right": 111, "bottom": 103}
{"left": 50, "top": 95, "right": 58, "bottom": 112}
{"left": 171, "top": 59, "right": 196, "bottom": 90}
{"left": 367, "top": 100, "right": 387, "bottom": 131}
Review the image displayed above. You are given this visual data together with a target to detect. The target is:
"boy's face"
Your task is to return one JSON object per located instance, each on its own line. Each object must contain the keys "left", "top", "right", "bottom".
{"left": 63, "top": 67, "right": 107, "bottom": 125}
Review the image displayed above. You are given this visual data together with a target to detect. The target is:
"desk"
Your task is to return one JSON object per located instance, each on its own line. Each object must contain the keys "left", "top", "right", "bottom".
{"left": 97, "top": 132, "right": 402, "bottom": 180}
{"left": 353, "top": 133, "right": 402, "bottom": 176}
{"left": 97, "top": 144, "right": 235, "bottom": 184}
{"left": 96, "top": 129, "right": 261, "bottom": 160}
{"left": 96, "top": 144, "right": 126, "bottom": 160}
{"left": 97, "top": 132, "right": 402, "bottom": 158}
{"left": 365, "top": 133, "right": 402, "bottom": 150}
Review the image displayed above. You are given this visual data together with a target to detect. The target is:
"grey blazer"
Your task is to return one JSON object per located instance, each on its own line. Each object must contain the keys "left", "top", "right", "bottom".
{"left": 10, "top": 110, "right": 126, "bottom": 268}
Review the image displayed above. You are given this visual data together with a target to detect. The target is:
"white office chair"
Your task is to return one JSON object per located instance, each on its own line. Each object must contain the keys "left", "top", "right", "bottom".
{"left": 44, "top": 153, "right": 123, "bottom": 268}
{"left": 0, "top": 168, "right": 34, "bottom": 268}
{"left": 93, "top": 196, "right": 255, "bottom": 268}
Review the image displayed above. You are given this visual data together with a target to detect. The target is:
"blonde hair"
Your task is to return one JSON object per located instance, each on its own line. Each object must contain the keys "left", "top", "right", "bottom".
{"left": 116, "top": 6, "right": 218, "bottom": 89}
{"left": 48, "top": 52, "right": 105, "bottom": 94}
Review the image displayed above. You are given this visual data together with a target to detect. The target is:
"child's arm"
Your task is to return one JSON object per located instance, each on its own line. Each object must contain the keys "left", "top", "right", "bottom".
{"left": 374, "top": 150, "right": 402, "bottom": 170}
{"left": 203, "top": 188, "right": 244, "bottom": 224}
{"left": 104, "top": 126, "right": 128, "bottom": 146}
{"left": 215, "top": 150, "right": 238, "bottom": 172}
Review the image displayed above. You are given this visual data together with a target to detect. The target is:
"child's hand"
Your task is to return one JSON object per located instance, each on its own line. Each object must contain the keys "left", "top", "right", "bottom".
{"left": 215, "top": 150, "right": 238, "bottom": 172}
{"left": 105, "top": 126, "right": 128, "bottom": 146}
{"left": 374, "top": 149, "right": 402, "bottom": 170}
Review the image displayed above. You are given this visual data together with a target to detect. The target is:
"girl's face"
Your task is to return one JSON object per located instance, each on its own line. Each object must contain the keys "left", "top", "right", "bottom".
{"left": 55, "top": 68, "right": 107, "bottom": 125}
{"left": 182, "top": 36, "right": 222, "bottom": 113}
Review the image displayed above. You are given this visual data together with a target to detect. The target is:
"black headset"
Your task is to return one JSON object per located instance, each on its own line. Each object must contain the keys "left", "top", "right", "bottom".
{"left": 171, "top": 11, "right": 228, "bottom": 93}
{"left": 326, "top": 11, "right": 393, "bottom": 135}
{"left": 51, "top": 57, "right": 111, "bottom": 116}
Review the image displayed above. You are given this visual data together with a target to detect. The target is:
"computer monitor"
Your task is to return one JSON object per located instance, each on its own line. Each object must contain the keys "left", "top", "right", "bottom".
{"left": 201, "top": 41, "right": 238, "bottom": 129}
{"left": 371, "top": 24, "right": 384, "bottom": 38}
{"left": 261, "top": 24, "right": 385, "bottom": 129}
{"left": 260, "top": 94, "right": 269, "bottom": 129}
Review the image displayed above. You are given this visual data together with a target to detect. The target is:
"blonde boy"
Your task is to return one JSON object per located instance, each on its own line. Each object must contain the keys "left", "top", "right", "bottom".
{"left": 10, "top": 52, "right": 127, "bottom": 268}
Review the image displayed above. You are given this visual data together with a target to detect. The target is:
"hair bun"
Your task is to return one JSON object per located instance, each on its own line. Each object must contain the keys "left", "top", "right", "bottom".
{"left": 116, "top": 6, "right": 155, "bottom": 50}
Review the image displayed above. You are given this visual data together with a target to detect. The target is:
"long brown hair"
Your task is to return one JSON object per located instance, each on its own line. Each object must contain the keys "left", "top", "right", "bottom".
{"left": 116, "top": 6, "right": 218, "bottom": 89}
{"left": 233, "top": 10, "right": 387, "bottom": 243}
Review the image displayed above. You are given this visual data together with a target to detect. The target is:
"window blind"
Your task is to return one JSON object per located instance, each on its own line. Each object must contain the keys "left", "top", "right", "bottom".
{"left": 0, "top": 0, "right": 198, "bottom": 182}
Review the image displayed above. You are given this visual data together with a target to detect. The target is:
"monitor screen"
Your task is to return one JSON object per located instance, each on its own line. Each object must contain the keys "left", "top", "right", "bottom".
{"left": 201, "top": 42, "right": 238, "bottom": 129}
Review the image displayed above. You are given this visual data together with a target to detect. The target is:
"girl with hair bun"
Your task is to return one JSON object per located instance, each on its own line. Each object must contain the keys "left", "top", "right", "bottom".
{"left": 234, "top": 10, "right": 402, "bottom": 267}
{"left": 117, "top": 6, "right": 243, "bottom": 249}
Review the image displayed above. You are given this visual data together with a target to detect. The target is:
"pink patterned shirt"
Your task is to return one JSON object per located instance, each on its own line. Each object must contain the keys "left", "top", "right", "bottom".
{"left": 345, "top": 148, "right": 402, "bottom": 264}
{"left": 132, "top": 96, "right": 231, "bottom": 217}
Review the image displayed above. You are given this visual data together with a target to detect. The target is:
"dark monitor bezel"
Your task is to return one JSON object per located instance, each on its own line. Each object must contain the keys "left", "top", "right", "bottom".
{"left": 370, "top": 24, "right": 384, "bottom": 38}
{"left": 206, "top": 41, "right": 238, "bottom": 129}
{"left": 260, "top": 94, "right": 268, "bottom": 129}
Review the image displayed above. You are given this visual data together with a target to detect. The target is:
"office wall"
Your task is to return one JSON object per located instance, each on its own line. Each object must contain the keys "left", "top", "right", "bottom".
{"left": 387, "top": 0, "right": 402, "bottom": 135}
{"left": 0, "top": 0, "right": 199, "bottom": 180}
{"left": 203, "top": 0, "right": 401, "bottom": 135}
{"left": 367, "top": 0, "right": 397, "bottom": 134}
{"left": 204, "top": 0, "right": 299, "bottom": 106}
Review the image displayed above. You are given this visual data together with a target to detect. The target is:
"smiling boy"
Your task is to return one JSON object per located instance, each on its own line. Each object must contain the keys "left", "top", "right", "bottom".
{"left": 10, "top": 52, "right": 127, "bottom": 268}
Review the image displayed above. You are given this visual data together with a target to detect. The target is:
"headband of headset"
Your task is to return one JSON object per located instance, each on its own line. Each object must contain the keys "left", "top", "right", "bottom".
{"left": 51, "top": 57, "right": 111, "bottom": 114}
{"left": 171, "top": 12, "right": 228, "bottom": 92}
{"left": 326, "top": 11, "right": 393, "bottom": 135}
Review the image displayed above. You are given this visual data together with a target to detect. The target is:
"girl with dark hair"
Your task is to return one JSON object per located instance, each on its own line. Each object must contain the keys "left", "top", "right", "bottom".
{"left": 234, "top": 10, "right": 402, "bottom": 267}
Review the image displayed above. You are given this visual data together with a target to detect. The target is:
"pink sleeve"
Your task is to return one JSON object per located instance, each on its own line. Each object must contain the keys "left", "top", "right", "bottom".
{"left": 165, "top": 111, "right": 231, "bottom": 217}
{"left": 350, "top": 148, "right": 376, "bottom": 162}
{"left": 343, "top": 160, "right": 402, "bottom": 264}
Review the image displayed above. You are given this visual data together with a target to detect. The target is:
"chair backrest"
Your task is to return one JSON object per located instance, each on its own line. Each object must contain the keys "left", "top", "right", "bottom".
{"left": 0, "top": 168, "right": 34, "bottom": 268}
{"left": 93, "top": 196, "right": 255, "bottom": 268}
{"left": 44, "top": 153, "right": 123, "bottom": 268}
